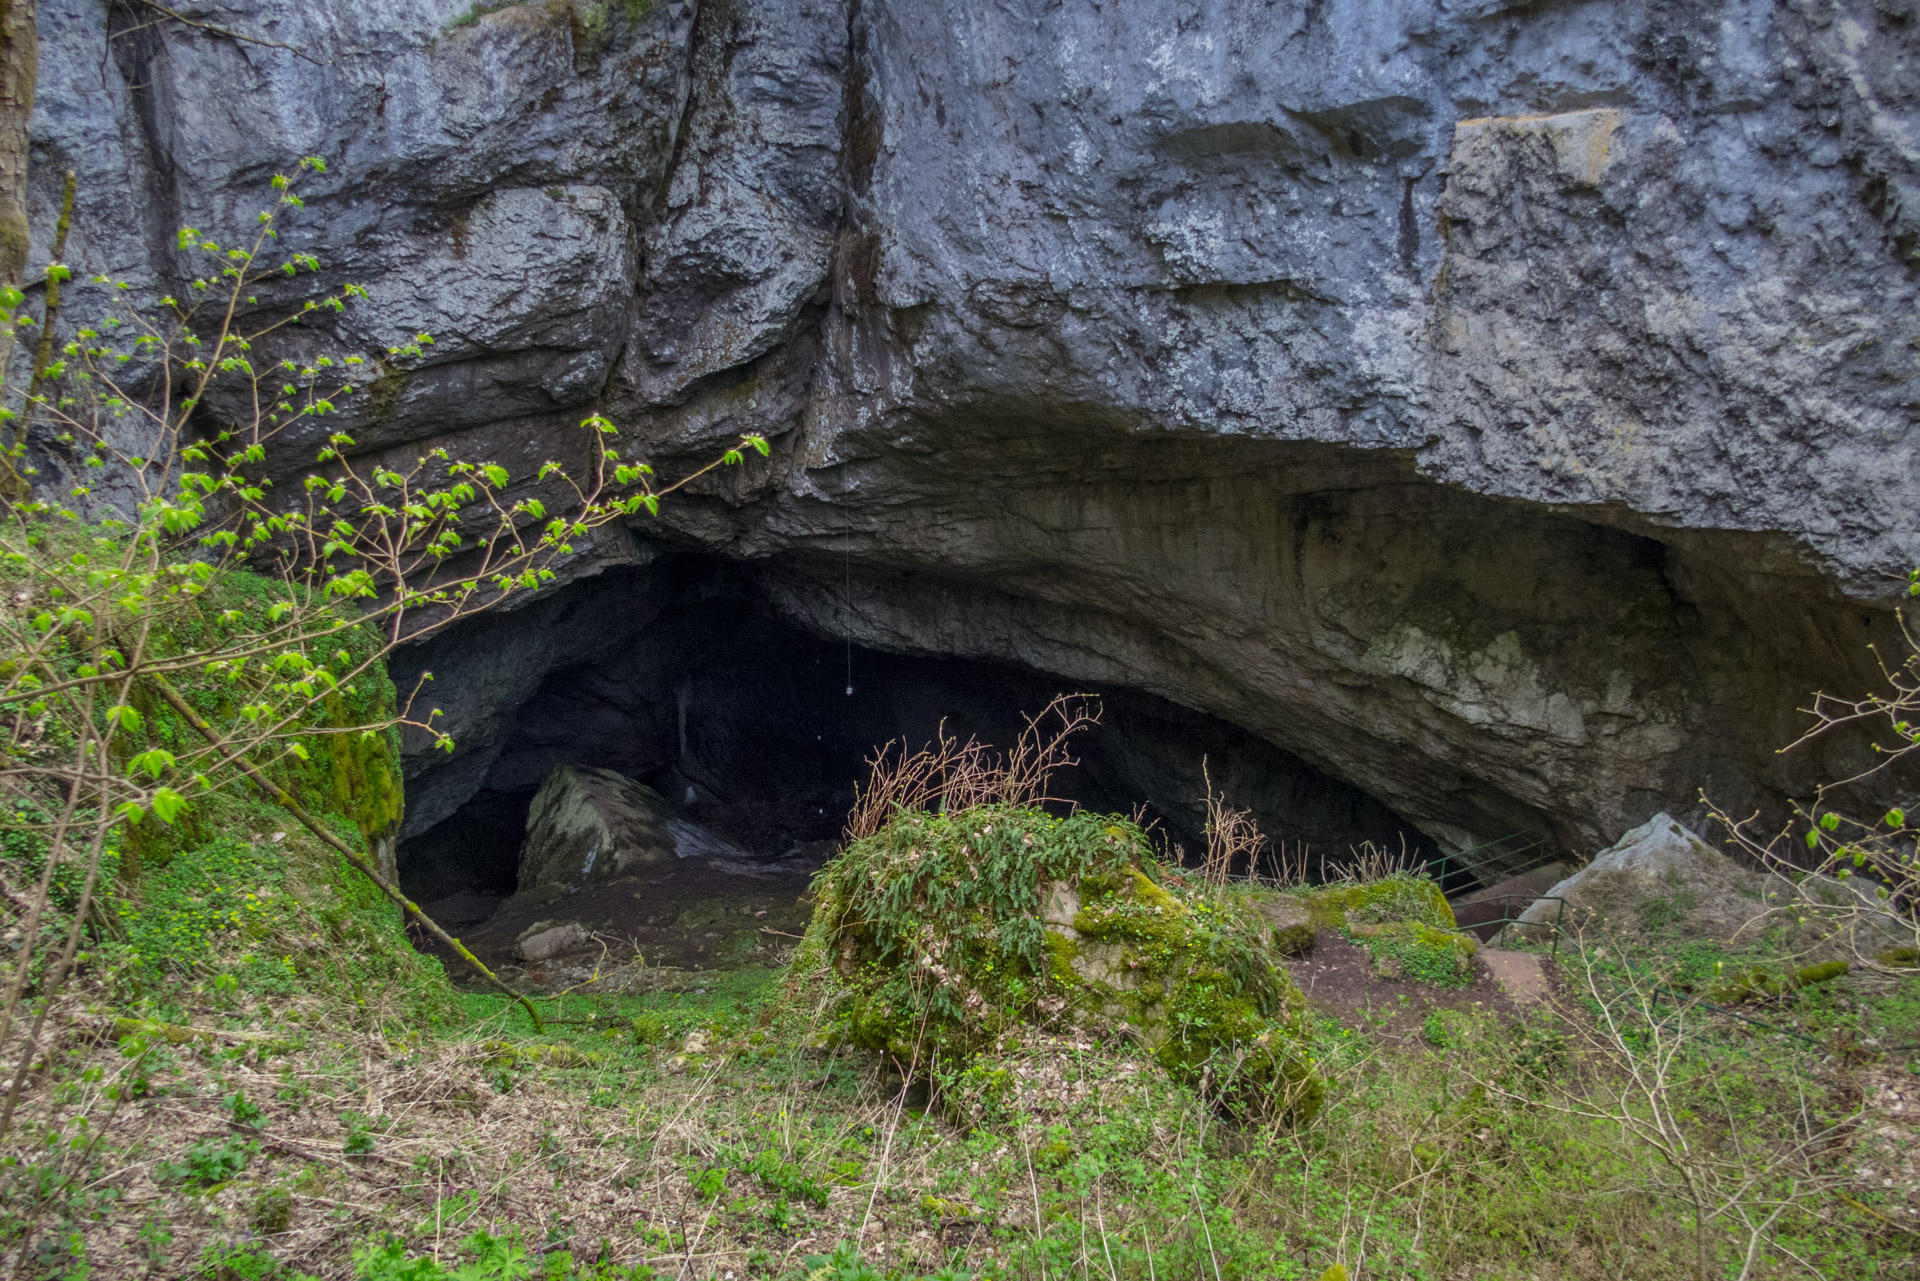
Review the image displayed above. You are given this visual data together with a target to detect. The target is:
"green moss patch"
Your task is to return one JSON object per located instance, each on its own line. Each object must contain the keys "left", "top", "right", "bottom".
{"left": 788, "top": 805, "right": 1322, "bottom": 1122}
{"left": 1292, "top": 872, "right": 1455, "bottom": 932}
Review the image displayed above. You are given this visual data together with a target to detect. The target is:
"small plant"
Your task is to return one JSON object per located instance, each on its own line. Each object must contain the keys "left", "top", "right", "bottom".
{"left": 689, "top": 1165, "right": 726, "bottom": 1201}
{"left": 736, "top": 1147, "right": 830, "bottom": 1207}
{"left": 343, "top": 1124, "right": 376, "bottom": 1159}
{"left": 201, "top": 1241, "right": 287, "bottom": 1280}
{"left": 798, "top": 1243, "right": 971, "bottom": 1281}
{"left": 136, "top": 1213, "right": 174, "bottom": 1270}
{"left": 158, "top": 1135, "right": 254, "bottom": 1187}
{"left": 226, "top": 1089, "right": 263, "bottom": 1127}
{"left": 762, "top": 1198, "right": 796, "bottom": 1232}
{"left": 445, "top": 0, "right": 519, "bottom": 29}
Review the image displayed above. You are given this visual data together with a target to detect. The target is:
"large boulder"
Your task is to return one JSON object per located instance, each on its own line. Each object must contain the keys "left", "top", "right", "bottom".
{"left": 1513, "top": 813, "right": 1766, "bottom": 944}
{"left": 515, "top": 764, "right": 680, "bottom": 896}
{"left": 794, "top": 806, "right": 1323, "bottom": 1122}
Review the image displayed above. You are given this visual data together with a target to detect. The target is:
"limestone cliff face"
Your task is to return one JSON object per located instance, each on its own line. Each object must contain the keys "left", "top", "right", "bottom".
{"left": 22, "top": 0, "right": 1920, "bottom": 861}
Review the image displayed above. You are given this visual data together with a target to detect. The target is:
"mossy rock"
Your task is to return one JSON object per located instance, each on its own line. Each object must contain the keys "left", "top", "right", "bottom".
{"left": 1291, "top": 873, "right": 1456, "bottom": 932}
{"left": 1058, "top": 872, "right": 1322, "bottom": 1120}
{"left": 789, "top": 804, "right": 1323, "bottom": 1123}
{"left": 1273, "top": 873, "right": 1472, "bottom": 987}
{"left": 1710, "top": 959, "right": 1850, "bottom": 1006}
{"left": 1256, "top": 894, "right": 1316, "bottom": 957}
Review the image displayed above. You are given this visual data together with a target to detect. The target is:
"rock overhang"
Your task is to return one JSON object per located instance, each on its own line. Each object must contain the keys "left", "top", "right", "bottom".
{"left": 21, "top": 0, "right": 1920, "bottom": 872}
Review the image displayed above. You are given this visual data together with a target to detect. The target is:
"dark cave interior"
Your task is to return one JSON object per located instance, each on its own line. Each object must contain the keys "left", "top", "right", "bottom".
{"left": 396, "top": 560, "right": 1442, "bottom": 906}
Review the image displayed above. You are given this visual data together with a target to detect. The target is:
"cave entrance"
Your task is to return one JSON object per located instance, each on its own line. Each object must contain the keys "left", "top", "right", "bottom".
{"left": 396, "top": 558, "right": 1439, "bottom": 983}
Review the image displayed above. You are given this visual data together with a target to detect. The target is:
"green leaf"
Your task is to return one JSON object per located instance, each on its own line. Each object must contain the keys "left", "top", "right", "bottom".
{"left": 128, "top": 749, "right": 176, "bottom": 780}
{"left": 106, "top": 704, "right": 144, "bottom": 735}
{"left": 1885, "top": 808, "right": 1905, "bottom": 828}
{"left": 482, "top": 464, "right": 509, "bottom": 488}
{"left": 150, "top": 787, "right": 188, "bottom": 825}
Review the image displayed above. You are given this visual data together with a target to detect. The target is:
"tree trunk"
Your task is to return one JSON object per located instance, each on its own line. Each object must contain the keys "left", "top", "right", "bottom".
{"left": 0, "top": 0, "right": 36, "bottom": 285}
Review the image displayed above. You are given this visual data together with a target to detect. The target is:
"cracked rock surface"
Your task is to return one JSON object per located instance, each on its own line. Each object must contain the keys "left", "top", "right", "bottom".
{"left": 23, "top": 0, "right": 1920, "bottom": 864}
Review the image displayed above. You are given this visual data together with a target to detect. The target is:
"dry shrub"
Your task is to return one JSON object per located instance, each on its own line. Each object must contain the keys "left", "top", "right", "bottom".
{"left": 1200, "top": 758, "right": 1267, "bottom": 891}
{"left": 1324, "top": 835, "right": 1422, "bottom": 885}
{"left": 843, "top": 694, "right": 1100, "bottom": 840}
{"left": 1260, "top": 839, "right": 1311, "bottom": 889}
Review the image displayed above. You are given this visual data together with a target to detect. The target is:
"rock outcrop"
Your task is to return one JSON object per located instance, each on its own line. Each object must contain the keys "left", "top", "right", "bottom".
{"left": 800, "top": 805, "right": 1324, "bottom": 1120}
{"left": 21, "top": 0, "right": 1920, "bottom": 870}
{"left": 1514, "top": 812, "right": 1766, "bottom": 943}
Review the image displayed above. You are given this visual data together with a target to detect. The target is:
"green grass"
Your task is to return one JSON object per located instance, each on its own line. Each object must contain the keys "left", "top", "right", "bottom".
{"left": 5, "top": 928, "right": 1916, "bottom": 1277}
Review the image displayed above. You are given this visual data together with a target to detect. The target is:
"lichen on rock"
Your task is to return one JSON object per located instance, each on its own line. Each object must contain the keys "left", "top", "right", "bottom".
{"left": 789, "top": 805, "right": 1323, "bottom": 1122}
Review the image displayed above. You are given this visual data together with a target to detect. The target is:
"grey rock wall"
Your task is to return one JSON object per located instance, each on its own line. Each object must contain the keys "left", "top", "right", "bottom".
{"left": 22, "top": 0, "right": 1920, "bottom": 863}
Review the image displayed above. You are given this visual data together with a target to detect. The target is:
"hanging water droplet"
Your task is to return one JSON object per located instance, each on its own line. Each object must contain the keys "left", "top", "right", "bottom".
{"left": 845, "top": 684, "right": 854, "bottom": 696}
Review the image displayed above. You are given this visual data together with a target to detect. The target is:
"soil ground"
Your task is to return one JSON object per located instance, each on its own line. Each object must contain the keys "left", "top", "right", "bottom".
{"left": 413, "top": 854, "right": 825, "bottom": 993}
{"left": 1280, "top": 928, "right": 1544, "bottom": 1041}
{"left": 417, "top": 870, "right": 1567, "bottom": 1036}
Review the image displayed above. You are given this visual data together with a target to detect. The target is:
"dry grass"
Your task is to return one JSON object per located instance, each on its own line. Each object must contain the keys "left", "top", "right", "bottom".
{"left": 1199, "top": 759, "right": 1267, "bottom": 892}
{"left": 843, "top": 695, "right": 1100, "bottom": 842}
{"left": 1324, "top": 836, "right": 1423, "bottom": 886}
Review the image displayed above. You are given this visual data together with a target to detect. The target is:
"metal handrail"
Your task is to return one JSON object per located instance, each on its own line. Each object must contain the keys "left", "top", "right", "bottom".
{"left": 1453, "top": 893, "right": 1566, "bottom": 953}
{"left": 1428, "top": 830, "right": 1559, "bottom": 896}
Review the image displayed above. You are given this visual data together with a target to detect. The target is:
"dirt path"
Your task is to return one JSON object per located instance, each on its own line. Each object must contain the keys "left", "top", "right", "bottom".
{"left": 1284, "top": 929, "right": 1553, "bottom": 1041}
